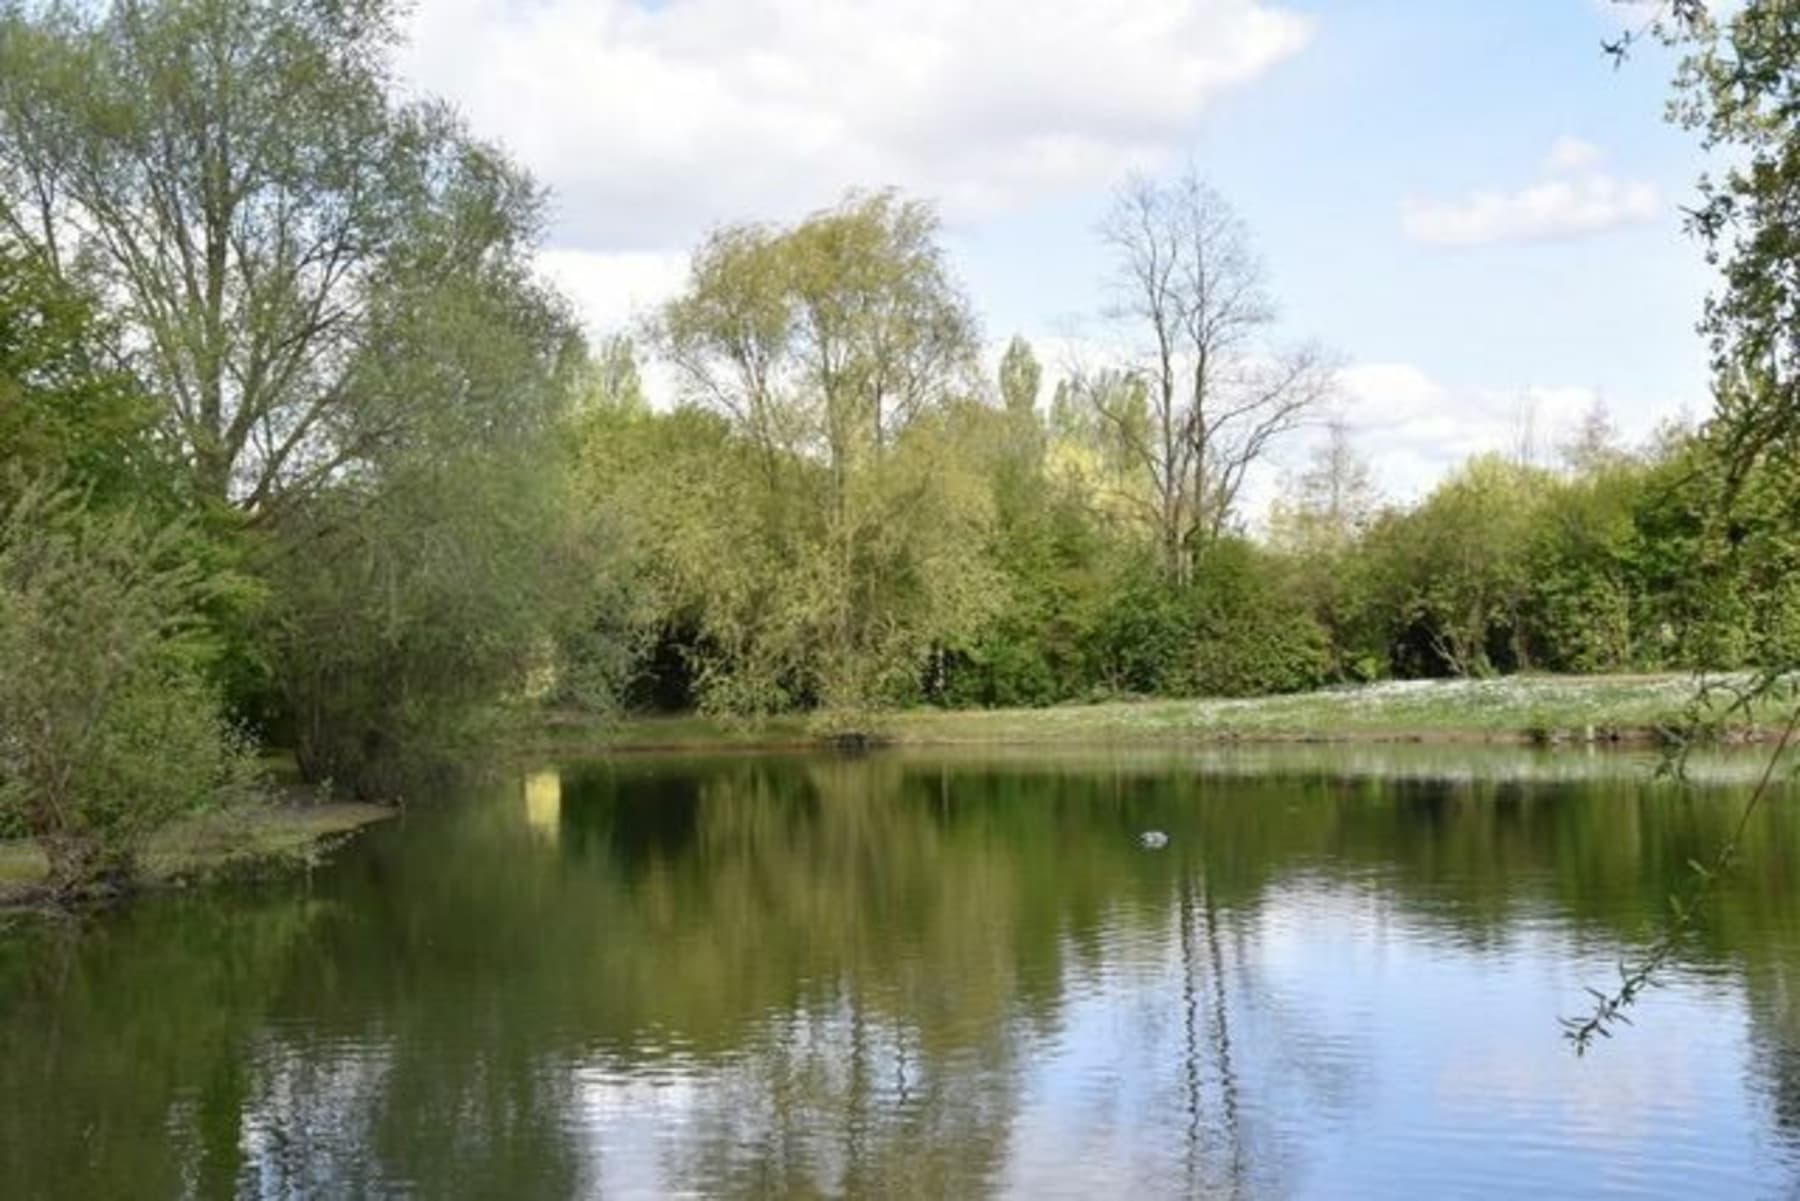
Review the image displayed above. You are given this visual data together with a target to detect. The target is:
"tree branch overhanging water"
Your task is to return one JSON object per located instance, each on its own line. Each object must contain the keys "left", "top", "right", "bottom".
{"left": 1560, "top": 684, "right": 1800, "bottom": 1055}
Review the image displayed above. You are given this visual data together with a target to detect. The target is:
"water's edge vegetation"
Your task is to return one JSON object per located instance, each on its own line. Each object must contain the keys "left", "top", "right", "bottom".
{"left": 0, "top": 798, "right": 393, "bottom": 910}
{"left": 9, "top": 673, "right": 1767, "bottom": 905}
{"left": 536, "top": 674, "right": 1791, "bottom": 754}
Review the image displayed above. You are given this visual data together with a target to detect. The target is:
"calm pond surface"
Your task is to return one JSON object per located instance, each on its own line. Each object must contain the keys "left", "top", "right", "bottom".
{"left": 4, "top": 747, "right": 1800, "bottom": 1199}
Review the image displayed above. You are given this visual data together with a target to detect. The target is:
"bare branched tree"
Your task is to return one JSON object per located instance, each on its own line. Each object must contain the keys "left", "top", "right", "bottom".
{"left": 1084, "top": 170, "right": 1334, "bottom": 581}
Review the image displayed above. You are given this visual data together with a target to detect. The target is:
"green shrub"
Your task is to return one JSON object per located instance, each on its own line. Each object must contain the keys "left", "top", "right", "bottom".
{"left": 940, "top": 623, "right": 1060, "bottom": 708}
{"left": 1082, "top": 563, "right": 1189, "bottom": 695}
{"left": 0, "top": 484, "right": 259, "bottom": 895}
{"left": 1175, "top": 539, "right": 1331, "bottom": 697}
{"left": 263, "top": 450, "right": 593, "bottom": 798}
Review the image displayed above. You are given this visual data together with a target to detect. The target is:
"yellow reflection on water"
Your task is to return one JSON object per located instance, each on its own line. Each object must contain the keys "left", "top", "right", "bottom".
{"left": 524, "top": 770, "right": 562, "bottom": 840}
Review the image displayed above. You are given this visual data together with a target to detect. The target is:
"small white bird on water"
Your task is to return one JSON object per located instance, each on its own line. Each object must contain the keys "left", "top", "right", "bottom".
{"left": 1139, "top": 830, "right": 1169, "bottom": 849}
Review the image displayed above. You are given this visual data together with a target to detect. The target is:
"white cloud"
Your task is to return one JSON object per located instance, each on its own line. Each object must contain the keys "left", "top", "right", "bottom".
{"left": 1542, "top": 134, "right": 1601, "bottom": 174}
{"left": 1402, "top": 140, "right": 1662, "bottom": 247}
{"left": 535, "top": 248, "right": 688, "bottom": 407}
{"left": 401, "top": 0, "right": 1313, "bottom": 252}
{"left": 1324, "top": 362, "right": 1683, "bottom": 502}
{"left": 1329, "top": 362, "right": 1507, "bottom": 500}
{"left": 537, "top": 247, "right": 689, "bottom": 340}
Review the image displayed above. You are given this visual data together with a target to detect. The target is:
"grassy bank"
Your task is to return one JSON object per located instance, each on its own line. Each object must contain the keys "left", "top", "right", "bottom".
{"left": 530, "top": 673, "right": 1788, "bottom": 754}
{"left": 0, "top": 800, "right": 394, "bottom": 908}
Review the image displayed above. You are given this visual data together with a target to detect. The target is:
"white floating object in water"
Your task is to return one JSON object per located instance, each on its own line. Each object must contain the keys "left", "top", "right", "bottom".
{"left": 1139, "top": 830, "right": 1169, "bottom": 849}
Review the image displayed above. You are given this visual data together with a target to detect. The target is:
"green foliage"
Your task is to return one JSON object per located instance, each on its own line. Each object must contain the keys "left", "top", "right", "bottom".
{"left": 1077, "top": 542, "right": 1330, "bottom": 701}
{"left": 1673, "top": 0, "right": 1800, "bottom": 676}
{"left": 998, "top": 336, "right": 1043, "bottom": 422}
{"left": 1522, "top": 458, "right": 1641, "bottom": 672}
{"left": 1268, "top": 421, "right": 1386, "bottom": 681}
{"left": 265, "top": 436, "right": 593, "bottom": 796}
{"left": 246, "top": 212, "right": 583, "bottom": 795}
{"left": 0, "top": 483, "right": 260, "bottom": 894}
{"left": 936, "top": 369, "right": 1112, "bottom": 708}
{"left": 1668, "top": 1, "right": 1800, "bottom": 481}
{"left": 0, "top": 0, "right": 565, "bottom": 511}
{"left": 1633, "top": 2, "right": 1800, "bottom": 676}
{"left": 0, "top": 237, "right": 164, "bottom": 504}
{"left": 1699, "top": 443, "right": 1800, "bottom": 668}
{"left": 1081, "top": 559, "right": 1190, "bottom": 696}
{"left": 626, "top": 193, "right": 999, "bottom": 717}
{"left": 0, "top": 227, "right": 261, "bottom": 889}
{"left": 1175, "top": 539, "right": 1331, "bottom": 697}
{"left": 1361, "top": 456, "right": 1547, "bottom": 676}
{"left": 583, "top": 303, "right": 1800, "bottom": 718}
{"left": 0, "top": 0, "right": 588, "bottom": 806}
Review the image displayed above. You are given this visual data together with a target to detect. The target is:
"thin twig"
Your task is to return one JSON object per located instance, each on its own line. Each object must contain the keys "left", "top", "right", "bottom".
{"left": 1561, "top": 692, "right": 1800, "bottom": 1053}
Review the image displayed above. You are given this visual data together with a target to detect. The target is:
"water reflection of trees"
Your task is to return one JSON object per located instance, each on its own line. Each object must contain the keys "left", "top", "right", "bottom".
{"left": 1, "top": 754, "right": 1799, "bottom": 1195}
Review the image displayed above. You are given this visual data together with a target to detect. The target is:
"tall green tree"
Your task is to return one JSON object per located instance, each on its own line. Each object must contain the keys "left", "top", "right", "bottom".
{"left": 1523, "top": 452, "right": 1646, "bottom": 673}
{"left": 0, "top": 0, "right": 587, "bottom": 796}
{"left": 0, "top": 229, "right": 262, "bottom": 894}
{"left": 1662, "top": 1, "right": 1800, "bottom": 473}
{"left": 998, "top": 336, "right": 1042, "bottom": 422}
{"left": 264, "top": 440, "right": 593, "bottom": 793}
{"left": 648, "top": 192, "right": 998, "bottom": 715}
{"left": 934, "top": 344, "right": 1116, "bottom": 708}
{"left": 0, "top": 0, "right": 568, "bottom": 513}
{"left": 1667, "top": 1, "right": 1800, "bottom": 672}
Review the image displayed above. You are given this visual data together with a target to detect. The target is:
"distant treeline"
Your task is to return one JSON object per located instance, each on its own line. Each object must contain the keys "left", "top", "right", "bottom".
{"left": 576, "top": 326, "right": 1799, "bottom": 714}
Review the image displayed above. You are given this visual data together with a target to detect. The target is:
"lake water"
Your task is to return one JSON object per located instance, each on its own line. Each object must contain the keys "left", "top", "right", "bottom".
{"left": 3, "top": 747, "right": 1800, "bottom": 1199}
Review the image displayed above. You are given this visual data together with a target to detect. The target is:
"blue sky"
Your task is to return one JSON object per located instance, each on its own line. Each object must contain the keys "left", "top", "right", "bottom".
{"left": 401, "top": 0, "right": 1718, "bottom": 501}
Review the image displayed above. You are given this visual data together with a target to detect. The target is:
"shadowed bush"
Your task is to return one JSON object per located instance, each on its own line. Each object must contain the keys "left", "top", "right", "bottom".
{"left": 0, "top": 484, "right": 260, "bottom": 895}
